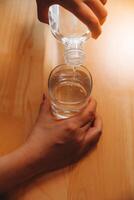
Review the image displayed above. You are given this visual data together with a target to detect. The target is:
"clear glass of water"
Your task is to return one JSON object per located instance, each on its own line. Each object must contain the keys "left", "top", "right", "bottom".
{"left": 48, "top": 64, "right": 93, "bottom": 119}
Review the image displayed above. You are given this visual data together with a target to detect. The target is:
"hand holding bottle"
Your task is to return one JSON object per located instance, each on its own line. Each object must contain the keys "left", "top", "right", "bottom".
{"left": 36, "top": 0, "right": 107, "bottom": 38}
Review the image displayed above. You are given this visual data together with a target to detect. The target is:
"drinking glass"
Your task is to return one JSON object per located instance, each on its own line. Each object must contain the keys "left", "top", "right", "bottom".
{"left": 48, "top": 64, "right": 93, "bottom": 119}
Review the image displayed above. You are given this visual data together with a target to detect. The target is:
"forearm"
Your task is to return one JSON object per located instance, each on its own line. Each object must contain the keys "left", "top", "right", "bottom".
{"left": 0, "top": 143, "right": 43, "bottom": 194}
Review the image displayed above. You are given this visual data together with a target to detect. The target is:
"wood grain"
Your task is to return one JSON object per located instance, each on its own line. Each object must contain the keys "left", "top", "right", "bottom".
{"left": 0, "top": 0, "right": 134, "bottom": 199}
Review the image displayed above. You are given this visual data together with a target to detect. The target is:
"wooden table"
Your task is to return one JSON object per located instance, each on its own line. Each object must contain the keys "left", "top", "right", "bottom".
{"left": 0, "top": 0, "right": 134, "bottom": 199}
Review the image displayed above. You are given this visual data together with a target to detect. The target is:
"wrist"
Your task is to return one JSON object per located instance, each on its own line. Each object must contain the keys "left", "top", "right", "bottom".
{"left": 21, "top": 137, "right": 49, "bottom": 175}
{"left": 0, "top": 142, "right": 43, "bottom": 193}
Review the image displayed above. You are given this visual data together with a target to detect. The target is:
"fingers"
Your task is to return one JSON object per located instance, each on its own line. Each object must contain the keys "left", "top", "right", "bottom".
{"left": 72, "top": 98, "right": 97, "bottom": 128}
{"left": 80, "top": 122, "right": 92, "bottom": 132}
{"left": 83, "top": 116, "right": 102, "bottom": 147}
{"left": 36, "top": 0, "right": 107, "bottom": 38}
{"left": 84, "top": 0, "right": 107, "bottom": 25}
{"left": 80, "top": 116, "right": 95, "bottom": 132}
{"left": 71, "top": 116, "right": 102, "bottom": 163}
{"left": 70, "top": 2, "right": 102, "bottom": 39}
{"left": 63, "top": 0, "right": 108, "bottom": 39}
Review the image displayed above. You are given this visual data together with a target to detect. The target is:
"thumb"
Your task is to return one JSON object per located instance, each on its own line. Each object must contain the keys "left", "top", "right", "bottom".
{"left": 36, "top": 0, "right": 49, "bottom": 24}
{"left": 39, "top": 94, "right": 51, "bottom": 114}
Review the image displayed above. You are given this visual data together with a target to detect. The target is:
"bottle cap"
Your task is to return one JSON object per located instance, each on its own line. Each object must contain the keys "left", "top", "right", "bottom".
{"left": 64, "top": 40, "right": 85, "bottom": 66}
{"left": 64, "top": 49, "right": 85, "bottom": 66}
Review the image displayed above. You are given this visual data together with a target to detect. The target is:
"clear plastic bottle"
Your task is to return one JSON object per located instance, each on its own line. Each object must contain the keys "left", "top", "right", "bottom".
{"left": 48, "top": 4, "right": 90, "bottom": 66}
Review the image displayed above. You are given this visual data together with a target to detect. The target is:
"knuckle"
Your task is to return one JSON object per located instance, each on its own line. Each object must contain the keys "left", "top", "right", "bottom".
{"left": 95, "top": 127, "right": 102, "bottom": 136}
{"left": 65, "top": 122, "right": 78, "bottom": 132}
{"left": 38, "top": 17, "right": 44, "bottom": 23}
{"left": 90, "top": 17, "right": 100, "bottom": 28}
{"left": 79, "top": 111, "right": 88, "bottom": 122}
{"left": 37, "top": 13, "right": 44, "bottom": 23}
{"left": 89, "top": 99, "right": 97, "bottom": 114}
{"left": 75, "top": 135, "right": 83, "bottom": 146}
{"left": 80, "top": 110, "right": 95, "bottom": 122}
{"left": 101, "top": 8, "right": 108, "bottom": 20}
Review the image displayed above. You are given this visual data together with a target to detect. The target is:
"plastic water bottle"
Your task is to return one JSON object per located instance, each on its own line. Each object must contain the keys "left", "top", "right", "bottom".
{"left": 48, "top": 4, "right": 90, "bottom": 66}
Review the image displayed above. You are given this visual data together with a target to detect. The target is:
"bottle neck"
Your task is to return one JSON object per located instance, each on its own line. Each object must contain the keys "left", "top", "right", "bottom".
{"left": 64, "top": 40, "right": 85, "bottom": 66}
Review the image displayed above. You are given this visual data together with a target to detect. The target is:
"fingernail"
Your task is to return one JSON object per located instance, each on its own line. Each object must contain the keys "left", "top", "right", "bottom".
{"left": 92, "top": 32, "right": 99, "bottom": 39}
{"left": 43, "top": 94, "right": 45, "bottom": 100}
